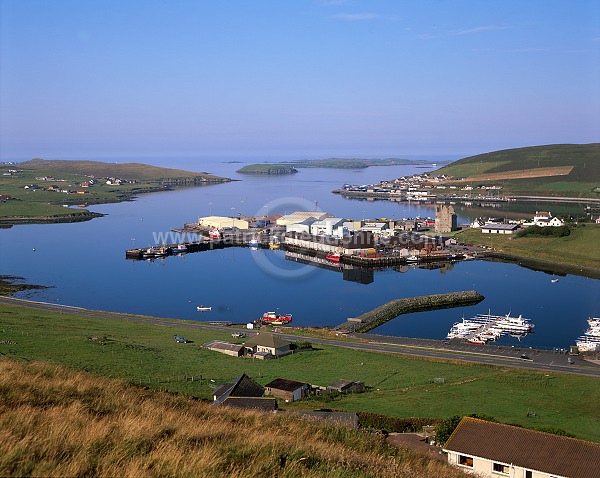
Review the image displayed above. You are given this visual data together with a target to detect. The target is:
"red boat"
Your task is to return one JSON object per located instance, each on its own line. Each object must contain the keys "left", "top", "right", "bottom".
{"left": 209, "top": 230, "right": 221, "bottom": 240}
{"left": 261, "top": 311, "right": 292, "bottom": 324}
{"left": 326, "top": 253, "right": 341, "bottom": 263}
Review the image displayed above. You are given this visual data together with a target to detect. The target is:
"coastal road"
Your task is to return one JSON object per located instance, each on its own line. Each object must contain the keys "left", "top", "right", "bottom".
{"left": 2, "top": 296, "right": 600, "bottom": 378}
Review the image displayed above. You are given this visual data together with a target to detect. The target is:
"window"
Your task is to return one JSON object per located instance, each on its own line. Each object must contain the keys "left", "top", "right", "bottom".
{"left": 493, "top": 463, "right": 510, "bottom": 475}
{"left": 458, "top": 455, "right": 473, "bottom": 467}
{"left": 525, "top": 471, "right": 533, "bottom": 478}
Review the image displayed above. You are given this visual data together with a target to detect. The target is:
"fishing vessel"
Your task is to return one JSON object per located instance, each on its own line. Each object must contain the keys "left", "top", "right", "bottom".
{"left": 142, "top": 245, "right": 169, "bottom": 258}
{"left": 172, "top": 243, "right": 188, "bottom": 254}
{"left": 576, "top": 318, "right": 600, "bottom": 352}
{"left": 261, "top": 311, "right": 292, "bottom": 324}
{"left": 326, "top": 253, "right": 341, "bottom": 263}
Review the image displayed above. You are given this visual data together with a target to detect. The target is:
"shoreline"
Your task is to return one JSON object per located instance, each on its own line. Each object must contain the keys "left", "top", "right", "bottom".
{"left": 0, "top": 181, "right": 232, "bottom": 226}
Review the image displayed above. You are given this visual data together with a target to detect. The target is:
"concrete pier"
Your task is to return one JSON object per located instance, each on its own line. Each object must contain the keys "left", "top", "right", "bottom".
{"left": 335, "top": 290, "right": 485, "bottom": 334}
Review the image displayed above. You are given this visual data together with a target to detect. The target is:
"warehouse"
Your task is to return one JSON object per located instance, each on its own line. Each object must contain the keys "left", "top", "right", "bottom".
{"left": 198, "top": 216, "right": 249, "bottom": 230}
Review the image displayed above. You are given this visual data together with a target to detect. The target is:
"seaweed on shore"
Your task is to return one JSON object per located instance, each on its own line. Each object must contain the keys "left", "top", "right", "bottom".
{"left": 0, "top": 276, "right": 50, "bottom": 296}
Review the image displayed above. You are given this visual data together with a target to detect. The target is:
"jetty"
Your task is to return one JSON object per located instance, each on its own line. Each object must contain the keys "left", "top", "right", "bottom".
{"left": 335, "top": 290, "right": 484, "bottom": 334}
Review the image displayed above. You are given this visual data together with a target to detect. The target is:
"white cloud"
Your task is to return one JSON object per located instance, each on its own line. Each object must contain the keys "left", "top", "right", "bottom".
{"left": 330, "top": 12, "right": 380, "bottom": 21}
{"left": 452, "top": 25, "right": 511, "bottom": 35}
{"left": 330, "top": 12, "right": 401, "bottom": 21}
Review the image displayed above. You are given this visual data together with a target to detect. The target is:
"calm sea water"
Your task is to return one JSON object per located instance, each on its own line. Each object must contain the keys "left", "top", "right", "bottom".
{"left": 1, "top": 158, "right": 598, "bottom": 349}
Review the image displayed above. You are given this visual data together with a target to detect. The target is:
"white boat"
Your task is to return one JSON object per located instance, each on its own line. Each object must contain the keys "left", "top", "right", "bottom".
{"left": 405, "top": 254, "right": 420, "bottom": 262}
{"left": 447, "top": 312, "right": 534, "bottom": 342}
{"left": 197, "top": 305, "right": 212, "bottom": 312}
{"left": 172, "top": 244, "right": 188, "bottom": 253}
{"left": 576, "top": 318, "right": 600, "bottom": 352}
{"left": 551, "top": 279, "right": 559, "bottom": 283}
{"left": 247, "top": 238, "right": 259, "bottom": 248}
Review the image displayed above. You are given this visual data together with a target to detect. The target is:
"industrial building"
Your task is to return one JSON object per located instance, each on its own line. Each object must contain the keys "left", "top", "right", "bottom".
{"left": 276, "top": 211, "right": 333, "bottom": 226}
{"left": 198, "top": 216, "right": 249, "bottom": 230}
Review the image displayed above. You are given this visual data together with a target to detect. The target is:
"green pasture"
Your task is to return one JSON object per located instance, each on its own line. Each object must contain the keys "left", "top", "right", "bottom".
{"left": 0, "top": 302, "right": 598, "bottom": 442}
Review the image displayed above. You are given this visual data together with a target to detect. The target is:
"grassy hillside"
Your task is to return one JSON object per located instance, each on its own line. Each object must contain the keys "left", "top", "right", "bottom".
{"left": 19, "top": 158, "right": 224, "bottom": 181}
{"left": 454, "top": 224, "right": 600, "bottom": 270}
{"left": 1, "top": 302, "right": 598, "bottom": 443}
{"left": 434, "top": 144, "right": 600, "bottom": 197}
{"left": 0, "top": 159, "right": 230, "bottom": 222}
{"left": 0, "top": 359, "right": 467, "bottom": 477}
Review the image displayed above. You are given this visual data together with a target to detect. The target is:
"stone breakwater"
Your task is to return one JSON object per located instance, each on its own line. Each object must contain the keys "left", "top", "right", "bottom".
{"left": 334, "top": 290, "right": 484, "bottom": 334}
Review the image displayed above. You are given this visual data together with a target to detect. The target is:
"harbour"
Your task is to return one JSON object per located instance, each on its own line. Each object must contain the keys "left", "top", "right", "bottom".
{"left": 3, "top": 161, "right": 598, "bottom": 351}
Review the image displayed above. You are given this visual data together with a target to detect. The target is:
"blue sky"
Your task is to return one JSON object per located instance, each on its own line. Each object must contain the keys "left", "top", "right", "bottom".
{"left": 1, "top": 0, "right": 599, "bottom": 160}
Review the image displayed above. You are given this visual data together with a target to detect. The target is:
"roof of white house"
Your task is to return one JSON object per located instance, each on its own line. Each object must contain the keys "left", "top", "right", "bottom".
{"left": 443, "top": 417, "right": 600, "bottom": 478}
{"left": 244, "top": 334, "right": 290, "bottom": 349}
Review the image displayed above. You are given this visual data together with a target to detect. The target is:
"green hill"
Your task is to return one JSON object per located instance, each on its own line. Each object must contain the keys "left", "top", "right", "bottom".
{"left": 434, "top": 144, "right": 600, "bottom": 198}
{"left": 20, "top": 158, "right": 225, "bottom": 182}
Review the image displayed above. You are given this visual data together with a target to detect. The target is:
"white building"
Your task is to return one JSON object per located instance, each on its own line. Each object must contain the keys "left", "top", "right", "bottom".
{"left": 524, "top": 211, "right": 565, "bottom": 228}
{"left": 310, "top": 217, "right": 345, "bottom": 237}
{"left": 444, "top": 417, "right": 600, "bottom": 478}
{"left": 481, "top": 223, "right": 519, "bottom": 234}
{"left": 198, "top": 216, "right": 249, "bottom": 230}
{"left": 276, "top": 211, "right": 333, "bottom": 226}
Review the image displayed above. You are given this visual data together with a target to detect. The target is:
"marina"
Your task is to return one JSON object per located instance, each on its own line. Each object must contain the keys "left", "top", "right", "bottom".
{"left": 447, "top": 312, "right": 535, "bottom": 344}
{"left": 575, "top": 318, "right": 600, "bottom": 352}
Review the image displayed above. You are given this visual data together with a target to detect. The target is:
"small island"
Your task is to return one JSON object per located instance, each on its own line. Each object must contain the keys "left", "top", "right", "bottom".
{"left": 288, "top": 158, "right": 436, "bottom": 169}
{"left": 0, "top": 159, "right": 232, "bottom": 225}
{"left": 236, "top": 164, "right": 298, "bottom": 175}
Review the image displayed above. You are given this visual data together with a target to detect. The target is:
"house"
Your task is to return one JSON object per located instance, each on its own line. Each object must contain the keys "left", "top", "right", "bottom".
{"left": 327, "top": 379, "right": 365, "bottom": 394}
{"left": 443, "top": 417, "right": 600, "bottom": 478}
{"left": 265, "top": 378, "right": 310, "bottom": 402}
{"left": 244, "top": 334, "right": 291, "bottom": 359}
{"left": 202, "top": 340, "right": 245, "bottom": 357}
{"left": 528, "top": 211, "right": 565, "bottom": 228}
{"left": 212, "top": 373, "right": 266, "bottom": 406}
{"left": 481, "top": 223, "right": 519, "bottom": 234}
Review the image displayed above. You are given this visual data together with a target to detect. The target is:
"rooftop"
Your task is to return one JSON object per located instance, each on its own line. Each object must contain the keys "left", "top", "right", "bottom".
{"left": 443, "top": 417, "right": 600, "bottom": 478}
{"left": 265, "top": 378, "right": 309, "bottom": 392}
{"left": 244, "top": 334, "right": 290, "bottom": 350}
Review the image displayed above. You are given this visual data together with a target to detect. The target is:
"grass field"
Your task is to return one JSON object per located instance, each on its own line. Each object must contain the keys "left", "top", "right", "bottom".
{"left": 454, "top": 224, "right": 600, "bottom": 269}
{"left": 1, "top": 302, "right": 598, "bottom": 442}
{"left": 1, "top": 359, "right": 468, "bottom": 478}
{"left": 434, "top": 144, "right": 600, "bottom": 198}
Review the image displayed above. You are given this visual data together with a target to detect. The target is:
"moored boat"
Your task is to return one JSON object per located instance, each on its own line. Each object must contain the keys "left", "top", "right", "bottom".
{"left": 326, "top": 253, "right": 341, "bottom": 263}
{"left": 142, "top": 245, "right": 169, "bottom": 258}
{"left": 576, "top": 317, "right": 600, "bottom": 352}
{"left": 261, "top": 311, "right": 292, "bottom": 323}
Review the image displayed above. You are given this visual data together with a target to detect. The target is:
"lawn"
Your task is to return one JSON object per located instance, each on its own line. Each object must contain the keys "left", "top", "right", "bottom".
{"left": 1, "top": 303, "right": 598, "bottom": 442}
{"left": 454, "top": 225, "right": 600, "bottom": 270}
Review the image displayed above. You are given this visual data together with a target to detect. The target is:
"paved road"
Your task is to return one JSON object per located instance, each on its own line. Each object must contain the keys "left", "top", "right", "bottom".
{"left": 2, "top": 296, "right": 599, "bottom": 378}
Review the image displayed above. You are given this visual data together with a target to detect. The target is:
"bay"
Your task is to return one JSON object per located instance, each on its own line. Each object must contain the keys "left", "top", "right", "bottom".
{"left": 1, "top": 158, "right": 598, "bottom": 349}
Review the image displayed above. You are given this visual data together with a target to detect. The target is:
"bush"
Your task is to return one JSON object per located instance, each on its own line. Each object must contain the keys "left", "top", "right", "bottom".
{"left": 516, "top": 225, "right": 570, "bottom": 238}
{"left": 357, "top": 411, "right": 442, "bottom": 433}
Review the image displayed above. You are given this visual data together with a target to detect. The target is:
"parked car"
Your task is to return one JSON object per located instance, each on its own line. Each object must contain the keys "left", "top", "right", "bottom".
{"left": 174, "top": 335, "right": 188, "bottom": 343}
